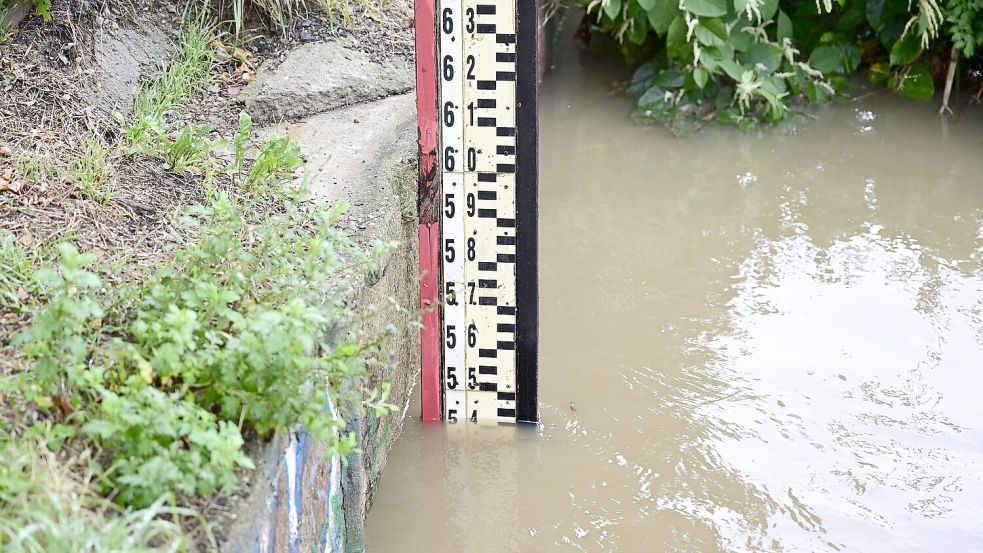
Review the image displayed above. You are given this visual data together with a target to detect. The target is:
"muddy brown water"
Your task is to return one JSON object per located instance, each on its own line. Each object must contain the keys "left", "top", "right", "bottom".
{"left": 365, "top": 22, "right": 983, "bottom": 553}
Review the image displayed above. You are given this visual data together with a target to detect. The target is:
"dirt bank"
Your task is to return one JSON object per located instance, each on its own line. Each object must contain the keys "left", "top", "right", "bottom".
{"left": 1, "top": 0, "right": 420, "bottom": 550}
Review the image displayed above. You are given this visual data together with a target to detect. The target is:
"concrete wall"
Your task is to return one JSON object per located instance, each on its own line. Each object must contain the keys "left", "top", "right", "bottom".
{"left": 220, "top": 91, "right": 420, "bottom": 553}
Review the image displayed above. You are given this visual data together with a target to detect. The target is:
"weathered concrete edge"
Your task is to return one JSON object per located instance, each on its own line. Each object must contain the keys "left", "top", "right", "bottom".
{"left": 219, "top": 114, "right": 419, "bottom": 553}
{"left": 1, "top": 0, "right": 32, "bottom": 32}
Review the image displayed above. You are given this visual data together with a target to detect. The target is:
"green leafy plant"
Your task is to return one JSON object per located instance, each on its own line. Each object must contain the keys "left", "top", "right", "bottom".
{"left": 157, "top": 122, "right": 216, "bottom": 174}
{"left": 32, "top": 0, "right": 52, "bottom": 20}
{"left": 0, "top": 440, "right": 198, "bottom": 552}
{"left": 242, "top": 134, "right": 303, "bottom": 192}
{"left": 582, "top": 0, "right": 983, "bottom": 128}
{"left": 127, "top": 191, "right": 385, "bottom": 454}
{"left": 585, "top": 0, "right": 843, "bottom": 130}
{"left": 230, "top": 110, "right": 303, "bottom": 193}
{"left": 8, "top": 190, "right": 394, "bottom": 508}
{"left": 13, "top": 243, "right": 105, "bottom": 399}
{"left": 946, "top": 0, "right": 983, "bottom": 56}
{"left": 82, "top": 386, "right": 253, "bottom": 507}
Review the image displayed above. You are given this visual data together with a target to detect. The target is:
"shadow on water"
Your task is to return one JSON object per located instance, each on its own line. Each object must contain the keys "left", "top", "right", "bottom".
{"left": 366, "top": 6, "right": 983, "bottom": 552}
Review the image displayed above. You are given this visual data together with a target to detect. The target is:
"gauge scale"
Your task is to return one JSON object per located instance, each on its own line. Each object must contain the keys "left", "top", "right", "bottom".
{"left": 415, "top": 0, "right": 538, "bottom": 423}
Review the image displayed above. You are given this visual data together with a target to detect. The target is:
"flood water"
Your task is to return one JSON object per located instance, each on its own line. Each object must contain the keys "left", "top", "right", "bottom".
{"left": 365, "top": 14, "right": 983, "bottom": 553}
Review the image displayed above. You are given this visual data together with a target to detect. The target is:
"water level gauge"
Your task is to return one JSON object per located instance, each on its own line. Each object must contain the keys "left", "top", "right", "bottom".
{"left": 414, "top": 0, "right": 539, "bottom": 423}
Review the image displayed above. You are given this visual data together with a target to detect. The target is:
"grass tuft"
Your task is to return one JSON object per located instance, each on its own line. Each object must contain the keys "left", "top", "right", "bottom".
{"left": 126, "top": 21, "right": 216, "bottom": 147}
{"left": 67, "top": 138, "right": 116, "bottom": 204}
{"left": 0, "top": 232, "right": 34, "bottom": 310}
{"left": 0, "top": 440, "right": 199, "bottom": 553}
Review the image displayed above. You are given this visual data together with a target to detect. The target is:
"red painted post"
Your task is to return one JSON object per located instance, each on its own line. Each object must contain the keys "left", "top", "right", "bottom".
{"left": 418, "top": 224, "right": 441, "bottom": 421}
{"left": 414, "top": 0, "right": 441, "bottom": 421}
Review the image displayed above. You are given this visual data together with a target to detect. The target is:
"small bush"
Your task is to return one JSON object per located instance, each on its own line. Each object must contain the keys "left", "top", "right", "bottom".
{"left": 8, "top": 190, "right": 392, "bottom": 507}
{"left": 582, "top": 0, "right": 983, "bottom": 129}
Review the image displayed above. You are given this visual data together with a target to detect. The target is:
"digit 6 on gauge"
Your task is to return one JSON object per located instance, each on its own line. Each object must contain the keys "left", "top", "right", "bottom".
{"left": 442, "top": 55, "right": 454, "bottom": 81}
{"left": 467, "top": 322, "right": 477, "bottom": 347}
{"left": 443, "top": 102, "right": 455, "bottom": 127}
{"left": 441, "top": 7, "right": 453, "bottom": 34}
{"left": 444, "top": 147, "right": 456, "bottom": 171}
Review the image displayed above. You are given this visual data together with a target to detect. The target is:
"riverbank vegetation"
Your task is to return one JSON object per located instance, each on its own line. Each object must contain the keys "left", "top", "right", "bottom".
{"left": 578, "top": 0, "right": 983, "bottom": 129}
{"left": 1, "top": 18, "right": 396, "bottom": 549}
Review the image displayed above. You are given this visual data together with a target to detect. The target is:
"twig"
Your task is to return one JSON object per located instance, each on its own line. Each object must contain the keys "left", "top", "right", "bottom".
{"left": 940, "top": 45, "right": 958, "bottom": 115}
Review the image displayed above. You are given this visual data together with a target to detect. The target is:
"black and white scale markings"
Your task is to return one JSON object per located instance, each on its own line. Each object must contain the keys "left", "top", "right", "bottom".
{"left": 439, "top": 0, "right": 522, "bottom": 423}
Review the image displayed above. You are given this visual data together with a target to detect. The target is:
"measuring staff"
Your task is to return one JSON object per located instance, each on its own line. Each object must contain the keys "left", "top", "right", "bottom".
{"left": 414, "top": 0, "right": 539, "bottom": 424}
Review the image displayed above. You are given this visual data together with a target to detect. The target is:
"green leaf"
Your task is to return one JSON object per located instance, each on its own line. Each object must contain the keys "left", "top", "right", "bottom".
{"left": 842, "top": 45, "right": 861, "bottom": 73}
{"left": 627, "top": 13, "right": 649, "bottom": 44}
{"left": 719, "top": 58, "right": 747, "bottom": 81}
{"left": 807, "top": 81, "right": 831, "bottom": 103}
{"left": 891, "top": 62, "right": 935, "bottom": 100}
{"left": 694, "top": 18, "right": 728, "bottom": 47}
{"left": 729, "top": 24, "right": 754, "bottom": 52}
{"left": 655, "top": 67, "right": 686, "bottom": 88}
{"left": 835, "top": 0, "right": 866, "bottom": 34}
{"left": 648, "top": 0, "right": 680, "bottom": 34}
{"left": 866, "top": 0, "right": 907, "bottom": 45}
{"left": 603, "top": 0, "right": 622, "bottom": 20}
{"left": 744, "top": 43, "right": 783, "bottom": 73}
{"left": 629, "top": 62, "right": 660, "bottom": 95}
{"left": 809, "top": 44, "right": 860, "bottom": 74}
{"left": 693, "top": 66, "right": 709, "bottom": 89}
{"left": 867, "top": 62, "right": 890, "bottom": 85}
{"left": 759, "top": 0, "right": 779, "bottom": 21}
{"left": 889, "top": 32, "right": 922, "bottom": 66}
{"left": 637, "top": 0, "right": 659, "bottom": 9}
{"left": 666, "top": 16, "right": 692, "bottom": 62}
{"left": 639, "top": 85, "right": 668, "bottom": 106}
{"left": 777, "top": 10, "right": 793, "bottom": 42}
{"left": 809, "top": 46, "right": 840, "bottom": 73}
{"left": 683, "top": 0, "right": 727, "bottom": 18}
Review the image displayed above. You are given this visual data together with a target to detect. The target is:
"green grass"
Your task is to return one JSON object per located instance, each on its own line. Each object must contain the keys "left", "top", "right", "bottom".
{"left": 0, "top": 440, "right": 199, "bottom": 552}
{"left": 67, "top": 138, "right": 115, "bottom": 204}
{"left": 126, "top": 21, "right": 215, "bottom": 147}
{"left": 222, "top": 0, "right": 379, "bottom": 39}
{"left": 0, "top": 232, "right": 34, "bottom": 310}
{"left": 15, "top": 148, "right": 58, "bottom": 184}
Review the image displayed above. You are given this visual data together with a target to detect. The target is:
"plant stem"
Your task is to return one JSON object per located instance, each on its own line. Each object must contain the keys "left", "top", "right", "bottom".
{"left": 940, "top": 45, "right": 958, "bottom": 115}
